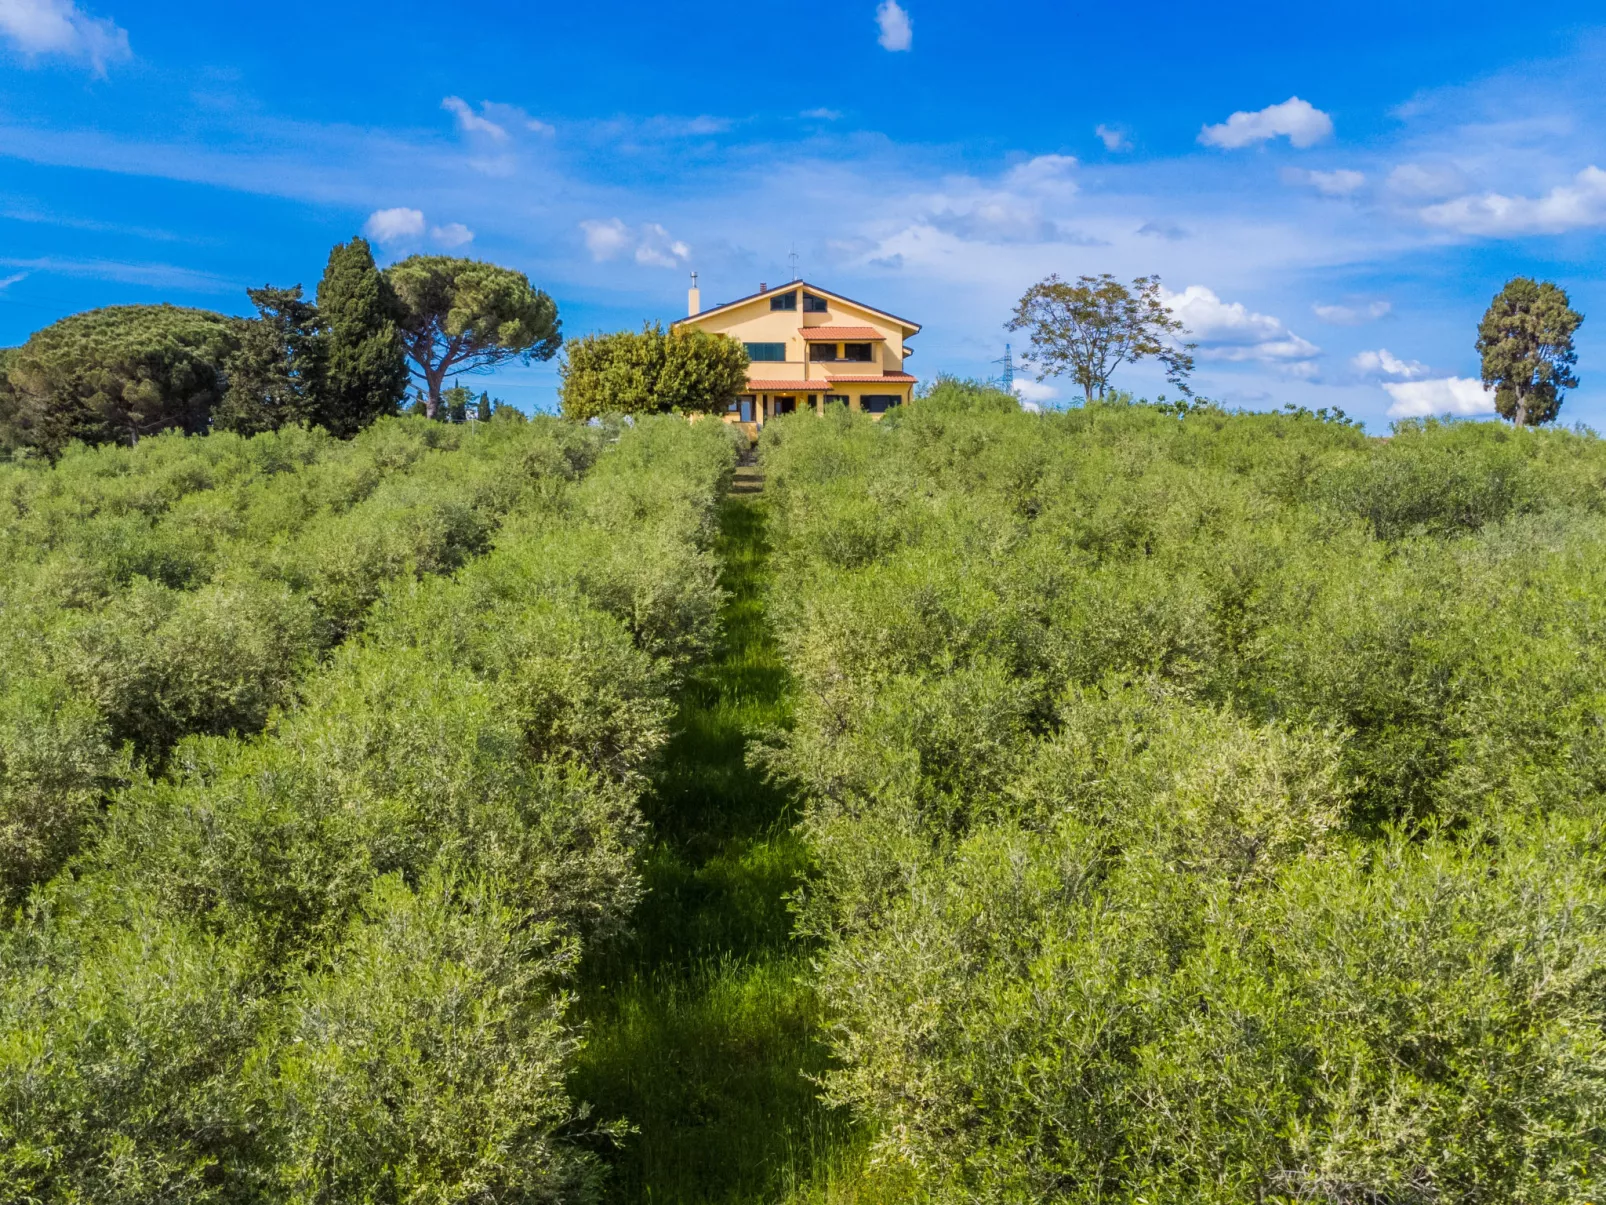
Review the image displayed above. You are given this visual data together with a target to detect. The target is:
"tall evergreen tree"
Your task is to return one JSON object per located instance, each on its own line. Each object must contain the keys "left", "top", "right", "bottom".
{"left": 1476, "top": 277, "right": 1583, "bottom": 427}
{"left": 316, "top": 238, "right": 408, "bottom": 437}
{"left": 214, "top": 285, "right": 324, "bottom": 436}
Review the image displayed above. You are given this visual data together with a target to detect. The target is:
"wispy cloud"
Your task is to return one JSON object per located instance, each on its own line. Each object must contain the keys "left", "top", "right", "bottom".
{"left": 0, "top": 270, "right": 27, "bottom": 290}
{"left": 1200, "top": 97, "right": 1333, "bottom": 150}
{"left": 1352, "top": 348, "right": 1429, "bottom": 379}
{"left": 442, "top": 96, "right": 508, "bottom": 142}
{"left": 580, "top": 218, "right": 689, "bottom": 268}
{"left": 0, "top": 0, "right": 130, "bottom": 75}
{"left": 430, "top": 222, "right": 473, "bottom": 248}
{"left": 0, "top": 255, "right": 235, "bottom": 292}
{"left": 1095, "top": 124, "right": 1131, "bottom": 152}
{"left": 876, "top": 0, "right": 911, "bottom": 51}
{"left": 1314, "top": 300, "right": 1390, "bottom": 325}
{"left": 1284, "top": 167, "right": 1366, "bottom": 196}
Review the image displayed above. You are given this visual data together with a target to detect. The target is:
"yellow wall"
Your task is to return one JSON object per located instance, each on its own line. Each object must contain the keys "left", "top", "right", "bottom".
{"left": 677, "top": 285, "right": 915, "bottom": 379}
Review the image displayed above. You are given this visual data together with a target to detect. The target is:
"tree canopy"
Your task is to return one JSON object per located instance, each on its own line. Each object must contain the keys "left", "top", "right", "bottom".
{"left": 2, "top": 305, "right": 239, "bottom": 457}
{"left": 1008, "top": 273, "right": 1195, "bottom": 403}
{"left": 384, "top": 257, "right": 561, "bottom": 419}
{"left": 1476, "top": 277, "right": 1583, "bottom": 427}
{"left": 316, "top": 237, "right": 408, "bottom": 437}
{"left": 213, "top": 285, "right": 325, "bottom": 437}
{"left": 559, "top": 323, "right": 749, "bottom": 420}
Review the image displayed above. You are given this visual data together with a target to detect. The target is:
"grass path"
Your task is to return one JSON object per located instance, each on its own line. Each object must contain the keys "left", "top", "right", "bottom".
{"left": 570, "top": 476, "right": 855, "bottom": 1203}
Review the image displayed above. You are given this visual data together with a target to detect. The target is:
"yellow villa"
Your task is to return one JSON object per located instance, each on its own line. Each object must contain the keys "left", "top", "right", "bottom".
{"left": 672, "top": 277, "right": 919, "bottom": 434}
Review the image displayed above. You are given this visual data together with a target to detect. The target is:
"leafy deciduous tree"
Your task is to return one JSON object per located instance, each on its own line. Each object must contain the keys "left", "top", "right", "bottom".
{"left": 1476, "top": 276, "right": 1583, "bottom": 427}
{"left": 384, "top": 256, "right": 561, "bottom": 419}
{"left": 559, "top": 323, "right": 749, "bottom": 420}
{"left": 316, "top": 237, "right": 409, "bottom": 437}
{"left": 1007, "top": 273, "right": 1195, "bottom": 404}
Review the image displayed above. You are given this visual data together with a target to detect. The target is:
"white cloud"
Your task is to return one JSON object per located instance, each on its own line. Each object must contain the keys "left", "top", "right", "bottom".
{"left": 635, "top": 222, "right": 691, "bottom": 267}
{"left": 1013, "top": 378, "right": 1057, "bottom": 404}
{"left": 442, "top": 96, "right": 508, "bottom": 142}
{"left": 363, "top": 207, "right": 426, "bottom": 244}
{"left": 802, "top": 107, "right": 842, "bottom": 120}
{"left": 0, "top": 271, "right": 26, "bottom": 290}
{"left": 526, "top": 117, "right": 555, "bottom": 136}
{"left": 1314, "top": 300, "right": 1390, "bottom": 325}
{"left": 1419, "top": 165, "right": 1606, "bottom": 236}
{"left": 1199, "top": 97, "right": 1333, "bottom": 150}
{"left": 580, "top": 218, "right": 689, "bottom": 268}
{"left": 1383, "top": 376, "right": 1495, "bottom": 418}
{"left": 1352, "top": 348, "right": 1429, "bottom": 379}
{"left": 1163, "top": 285, "right": 1321, "bottom": 368}
{"left": 876, "top": 0, "right": 911, "bottom": 51}
{"left": 1284, "top": 167, "right": 1365, "bottom": 195}
{"left": 1095, "top": 124, "right": 1130, "bottom": 152}
{"left": 0, "top": 0, "right": 130, "bottom": 74}
{"left": 430, "top": 222, "right": 474, "bottom": 248}
{"left": 580, "top": 218, "right": 631, "bottom": 260}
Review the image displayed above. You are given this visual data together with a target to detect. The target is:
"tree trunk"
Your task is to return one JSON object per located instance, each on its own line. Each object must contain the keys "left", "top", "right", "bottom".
{"left": 1515, "top": 386, "right": 1529, "bottom": 428}
{"left": 423, "top": 364, "right": 445, "bottom": 420}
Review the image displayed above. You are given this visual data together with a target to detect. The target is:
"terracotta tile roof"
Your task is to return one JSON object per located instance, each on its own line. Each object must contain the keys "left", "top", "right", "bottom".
{"left": 821, "top": 373, "right": 917, "bottom": 384}
{"left": 746, "top": 380, "right": 832, "bottom": 391}
{"left": 800, "top": 326, "right": 884, "bottom": 340}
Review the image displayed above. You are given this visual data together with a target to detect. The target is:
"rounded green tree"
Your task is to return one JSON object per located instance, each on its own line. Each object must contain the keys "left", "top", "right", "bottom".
{"left": 384, "top": 256, "right": 560, "bottom": 419}
{"left": 1476, "top": 277, "right": 1583, "bottom": 427}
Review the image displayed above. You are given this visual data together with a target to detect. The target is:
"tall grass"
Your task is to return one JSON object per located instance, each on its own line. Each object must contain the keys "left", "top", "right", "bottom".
{"left": 570, "top": 491, "right": 857, "bottom": 1203}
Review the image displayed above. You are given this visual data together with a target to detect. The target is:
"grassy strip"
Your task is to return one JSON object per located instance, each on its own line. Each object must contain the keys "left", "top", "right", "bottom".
{"left": 571, "top": 489, "right": 856, "bottom": 1204}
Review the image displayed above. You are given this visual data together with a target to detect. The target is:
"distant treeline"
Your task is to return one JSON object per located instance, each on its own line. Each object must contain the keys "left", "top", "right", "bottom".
{"left": 0, "top": 241, "right": 560, "bottom": 459}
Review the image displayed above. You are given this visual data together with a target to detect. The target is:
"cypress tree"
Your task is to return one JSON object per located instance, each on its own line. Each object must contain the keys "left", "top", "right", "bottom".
{"left": 315, "top": 238, "right": 408, "bottom": 437}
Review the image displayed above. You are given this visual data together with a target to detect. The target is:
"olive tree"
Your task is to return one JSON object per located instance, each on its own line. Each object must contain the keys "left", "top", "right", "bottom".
{"left": 384, "top": 257, "right": 561, "bottom": 419}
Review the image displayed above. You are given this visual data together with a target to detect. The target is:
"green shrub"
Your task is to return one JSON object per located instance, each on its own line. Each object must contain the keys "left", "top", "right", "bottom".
{"left": 763, "top": 405, "right": 1606, "bottom": 1202}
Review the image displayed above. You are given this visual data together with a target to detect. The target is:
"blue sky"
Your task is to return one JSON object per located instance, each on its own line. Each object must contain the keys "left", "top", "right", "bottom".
{"left": 2, "top": 0, "right": 1605, "bottom": 428}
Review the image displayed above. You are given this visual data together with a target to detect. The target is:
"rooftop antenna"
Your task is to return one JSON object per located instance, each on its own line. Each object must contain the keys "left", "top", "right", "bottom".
{"left": 788, "top": 245, "right": 799, "bottom": 281}
{"left": 992, "top": 343, "right": 1015, "bottom": 393}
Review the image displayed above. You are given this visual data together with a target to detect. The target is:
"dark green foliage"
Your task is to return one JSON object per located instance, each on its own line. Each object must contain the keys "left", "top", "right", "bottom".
{"left": 214, "top": 285, "right": 326, "bottom": 436}
{"left": 0, "top": 418, "right": 613, "bottom": 908}
{"left": 1477, "top": 276, "right": 1583, "bottom": 426}
{"left": 0, "top": 347, "right": 23, "bottom": 456}
{"left": 442, "top": 382, "right": 471, "bottom": 423}
{"left": 0, "top": 415, "right": 736, "bottom": 1201}
{"left": 760, "top": 402, "right": 1606, "bottom": 1202}
{"left": 560, "top": 323, "right": 750, "bottom": 420}
{"left": 3, "top": 305, "right": 240, "bottom": 456}
{"left": 315, "top": 237, "right": 408, "bottom": 437}
{"left": 385, "top": 255, "right": 561, "bottom": 418}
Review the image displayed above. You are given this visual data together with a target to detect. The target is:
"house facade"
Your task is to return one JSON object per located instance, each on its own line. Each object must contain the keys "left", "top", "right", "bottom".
{"left": 672, "top": 279, "right": 919, "bottom": 434}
